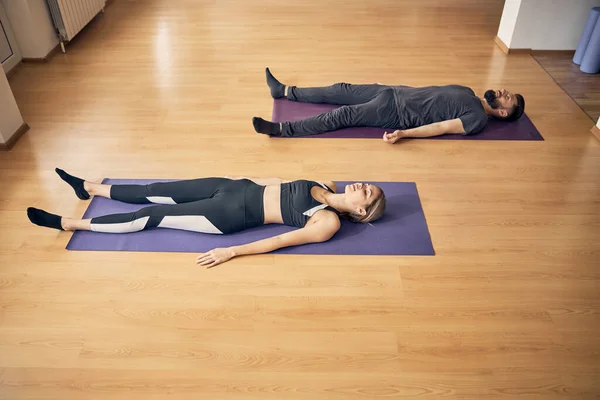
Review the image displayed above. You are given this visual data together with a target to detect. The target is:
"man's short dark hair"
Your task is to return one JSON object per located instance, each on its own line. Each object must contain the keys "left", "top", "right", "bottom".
{"left": 505, "top": 94, "right": 525, "bottom": 122}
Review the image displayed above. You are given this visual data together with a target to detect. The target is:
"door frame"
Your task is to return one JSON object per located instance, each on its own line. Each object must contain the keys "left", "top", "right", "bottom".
{"left": 0, "top": 0, "right": 22, "bottom": 74}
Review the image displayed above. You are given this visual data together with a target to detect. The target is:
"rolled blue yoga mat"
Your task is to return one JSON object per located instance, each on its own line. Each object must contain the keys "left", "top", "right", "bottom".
{"left": 581, "top": 12, "right": 600, "bottom": 74}
{"left": 574, "top": 7, "right": 600, "bottom": 66}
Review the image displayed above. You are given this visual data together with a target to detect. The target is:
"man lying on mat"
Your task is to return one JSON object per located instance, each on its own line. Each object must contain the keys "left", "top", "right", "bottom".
{"left": 252, "top": 68, "right": 525, "bottom": 142}
{"left": 27, "top": 169, "right": 386, "bottom": 268}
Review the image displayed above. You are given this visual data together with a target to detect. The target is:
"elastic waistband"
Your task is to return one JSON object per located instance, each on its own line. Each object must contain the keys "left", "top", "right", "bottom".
{"left": 279, "top": 182, "right": 293, "bottom": 226}
{"left": 243, "top": 181, "right": 265, "bottom": 229}
{"left": 389, "top": 89, "right": 407, "bottom": 128}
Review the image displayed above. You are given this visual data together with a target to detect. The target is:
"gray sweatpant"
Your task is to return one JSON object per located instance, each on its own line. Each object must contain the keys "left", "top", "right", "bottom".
{"left": 282, "top": 83, "right": 402, "bottom": 137}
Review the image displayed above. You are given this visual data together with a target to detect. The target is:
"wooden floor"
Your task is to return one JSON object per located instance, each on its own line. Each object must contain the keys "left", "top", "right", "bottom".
{"left": 2, "top": 0, "right": 600, "bottom": 398}
{"left": 532, "top": 51, "right": 600, "bottom": 123}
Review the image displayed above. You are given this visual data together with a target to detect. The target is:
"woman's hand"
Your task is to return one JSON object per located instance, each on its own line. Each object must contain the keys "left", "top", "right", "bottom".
{"left": 196, "top": 247, "right": 236, "bottom": 268}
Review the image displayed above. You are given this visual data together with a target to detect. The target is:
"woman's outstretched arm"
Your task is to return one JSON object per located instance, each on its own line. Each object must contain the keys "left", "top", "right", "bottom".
{"left": 196, "top": 211, "right": 341, "bottom": 268}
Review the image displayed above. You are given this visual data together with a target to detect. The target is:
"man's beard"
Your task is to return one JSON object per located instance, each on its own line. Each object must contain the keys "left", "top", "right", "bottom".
{"left": 484, "top": 90, "right": 500, "bottom": 109}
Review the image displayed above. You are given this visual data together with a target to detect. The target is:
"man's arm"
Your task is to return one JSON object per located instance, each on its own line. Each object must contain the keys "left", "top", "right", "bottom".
{"left": 383, "top": 119, "right": 465, "bottom": 143}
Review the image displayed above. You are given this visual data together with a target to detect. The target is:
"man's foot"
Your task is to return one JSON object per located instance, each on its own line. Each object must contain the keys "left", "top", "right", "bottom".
{"left": 266, "top": 68, "right": 286, "bottom": 99}
{"left": 383, "top": 130, "right": 402, "bottom": 144}
{"left": 253, "top": 117, "right": 282, "bottom": 136}
{"left": 27, "top": 207, "right": 64, "bottom": 230}
{"left": 55, "top": 168, "right": 90, "bottom": 200}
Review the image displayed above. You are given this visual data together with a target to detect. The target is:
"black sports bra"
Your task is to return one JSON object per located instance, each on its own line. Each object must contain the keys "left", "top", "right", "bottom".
{"left": 280, "top": 180, "right": 338, "bottom": 227}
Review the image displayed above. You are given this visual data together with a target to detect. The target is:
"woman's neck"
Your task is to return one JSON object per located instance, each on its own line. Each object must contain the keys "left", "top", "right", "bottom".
{"left": 321, "top": 191, "right": 352, "bottom": 214}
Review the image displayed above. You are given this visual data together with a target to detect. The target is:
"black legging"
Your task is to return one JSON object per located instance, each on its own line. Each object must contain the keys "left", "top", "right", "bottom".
{"left": 90, "top": 178, "right": 265, "bottom": 234}
{"left": 281, "top": 83, "right": 403, "bottom": 137}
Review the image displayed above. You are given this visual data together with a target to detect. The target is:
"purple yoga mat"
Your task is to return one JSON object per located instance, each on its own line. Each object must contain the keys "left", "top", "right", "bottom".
{"left": 66, "top": 179, "right": 434, "bottom": 256}
{"left": 271, "top": 99, "right": 543, "bottom": 140}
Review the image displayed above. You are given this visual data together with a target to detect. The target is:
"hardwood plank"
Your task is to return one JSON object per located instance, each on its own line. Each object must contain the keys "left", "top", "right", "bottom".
{"left": 0, "top": 368, "right": 575, "bottom": 400}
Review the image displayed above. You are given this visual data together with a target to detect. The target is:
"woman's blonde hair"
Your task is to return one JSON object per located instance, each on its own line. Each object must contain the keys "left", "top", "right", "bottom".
{"left": 341, "top": 186, "right": 386, "bottom": 224}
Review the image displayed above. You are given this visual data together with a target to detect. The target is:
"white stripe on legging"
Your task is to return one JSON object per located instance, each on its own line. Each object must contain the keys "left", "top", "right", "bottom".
{"left": 90, "top": 216, "right": 150, "bottom": 233}
{"left": 157, "top": 215, "right": 223, "bottom": 234}
{"left": 147, "top": 196, "right": 177, "bottom": 204}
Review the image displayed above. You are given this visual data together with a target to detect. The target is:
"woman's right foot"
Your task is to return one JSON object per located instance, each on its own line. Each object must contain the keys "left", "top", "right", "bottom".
{"left": 55, "top": 168, "right": 90, "bottom": 200}
{"left": 27, "top": 207, "right": 64, "bottom": 230}
{"left": 266, "top": 67, "right": 286, "bottom": 99}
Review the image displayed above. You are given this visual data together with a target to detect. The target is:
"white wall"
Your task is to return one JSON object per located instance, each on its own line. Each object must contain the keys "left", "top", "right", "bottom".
{"left": 0, "top": 69, "right": 24, "bottom": 144}
{"left": 497, "top": 0, "right": 522, "bottom": 47}
{"left": 28, "top": 0, "right": 59, "bottom": 54}
{"left": 498, "top": 0, "right": 600, "bottom": 50}
{"left": 597, "top": 117, "right": 600, "bottom": 129}
{"left": 2, "top": 0, "right": 58, "bottom": 58}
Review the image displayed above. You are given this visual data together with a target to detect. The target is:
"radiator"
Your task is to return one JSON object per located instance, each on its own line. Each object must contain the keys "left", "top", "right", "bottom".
{"left": 46, "top": 0, "right": 105, "bottom": 51}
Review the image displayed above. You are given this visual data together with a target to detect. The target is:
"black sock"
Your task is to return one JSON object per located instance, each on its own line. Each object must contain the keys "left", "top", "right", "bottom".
{"left": 27, "top": 207, "right": 64, "bottom": 230}
{"left": 253, "top": 117, "right": 281, "bottom": 136}
{"left": 265, "top": 67, "right": 285, "bottom": 99}
{"left": 55, "top": 168, "right": 90, "bottom": 200}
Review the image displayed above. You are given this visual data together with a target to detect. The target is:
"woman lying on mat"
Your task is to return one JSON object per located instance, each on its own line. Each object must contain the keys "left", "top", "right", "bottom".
{"left": 27, "top": 169, "right": 386, "bottom": 268}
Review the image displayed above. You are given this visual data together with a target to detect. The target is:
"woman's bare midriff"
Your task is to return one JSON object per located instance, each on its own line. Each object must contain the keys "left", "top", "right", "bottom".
{"left": 262, "top": 184, "right": 284, "bottom": 224}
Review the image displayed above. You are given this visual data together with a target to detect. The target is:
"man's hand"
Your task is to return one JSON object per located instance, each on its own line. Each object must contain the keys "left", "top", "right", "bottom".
{"left": 383, "top": 130, "right": 404, "bottom": 144}
{"left": 196, "top": 247, "right": 236, "bottom": 268}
